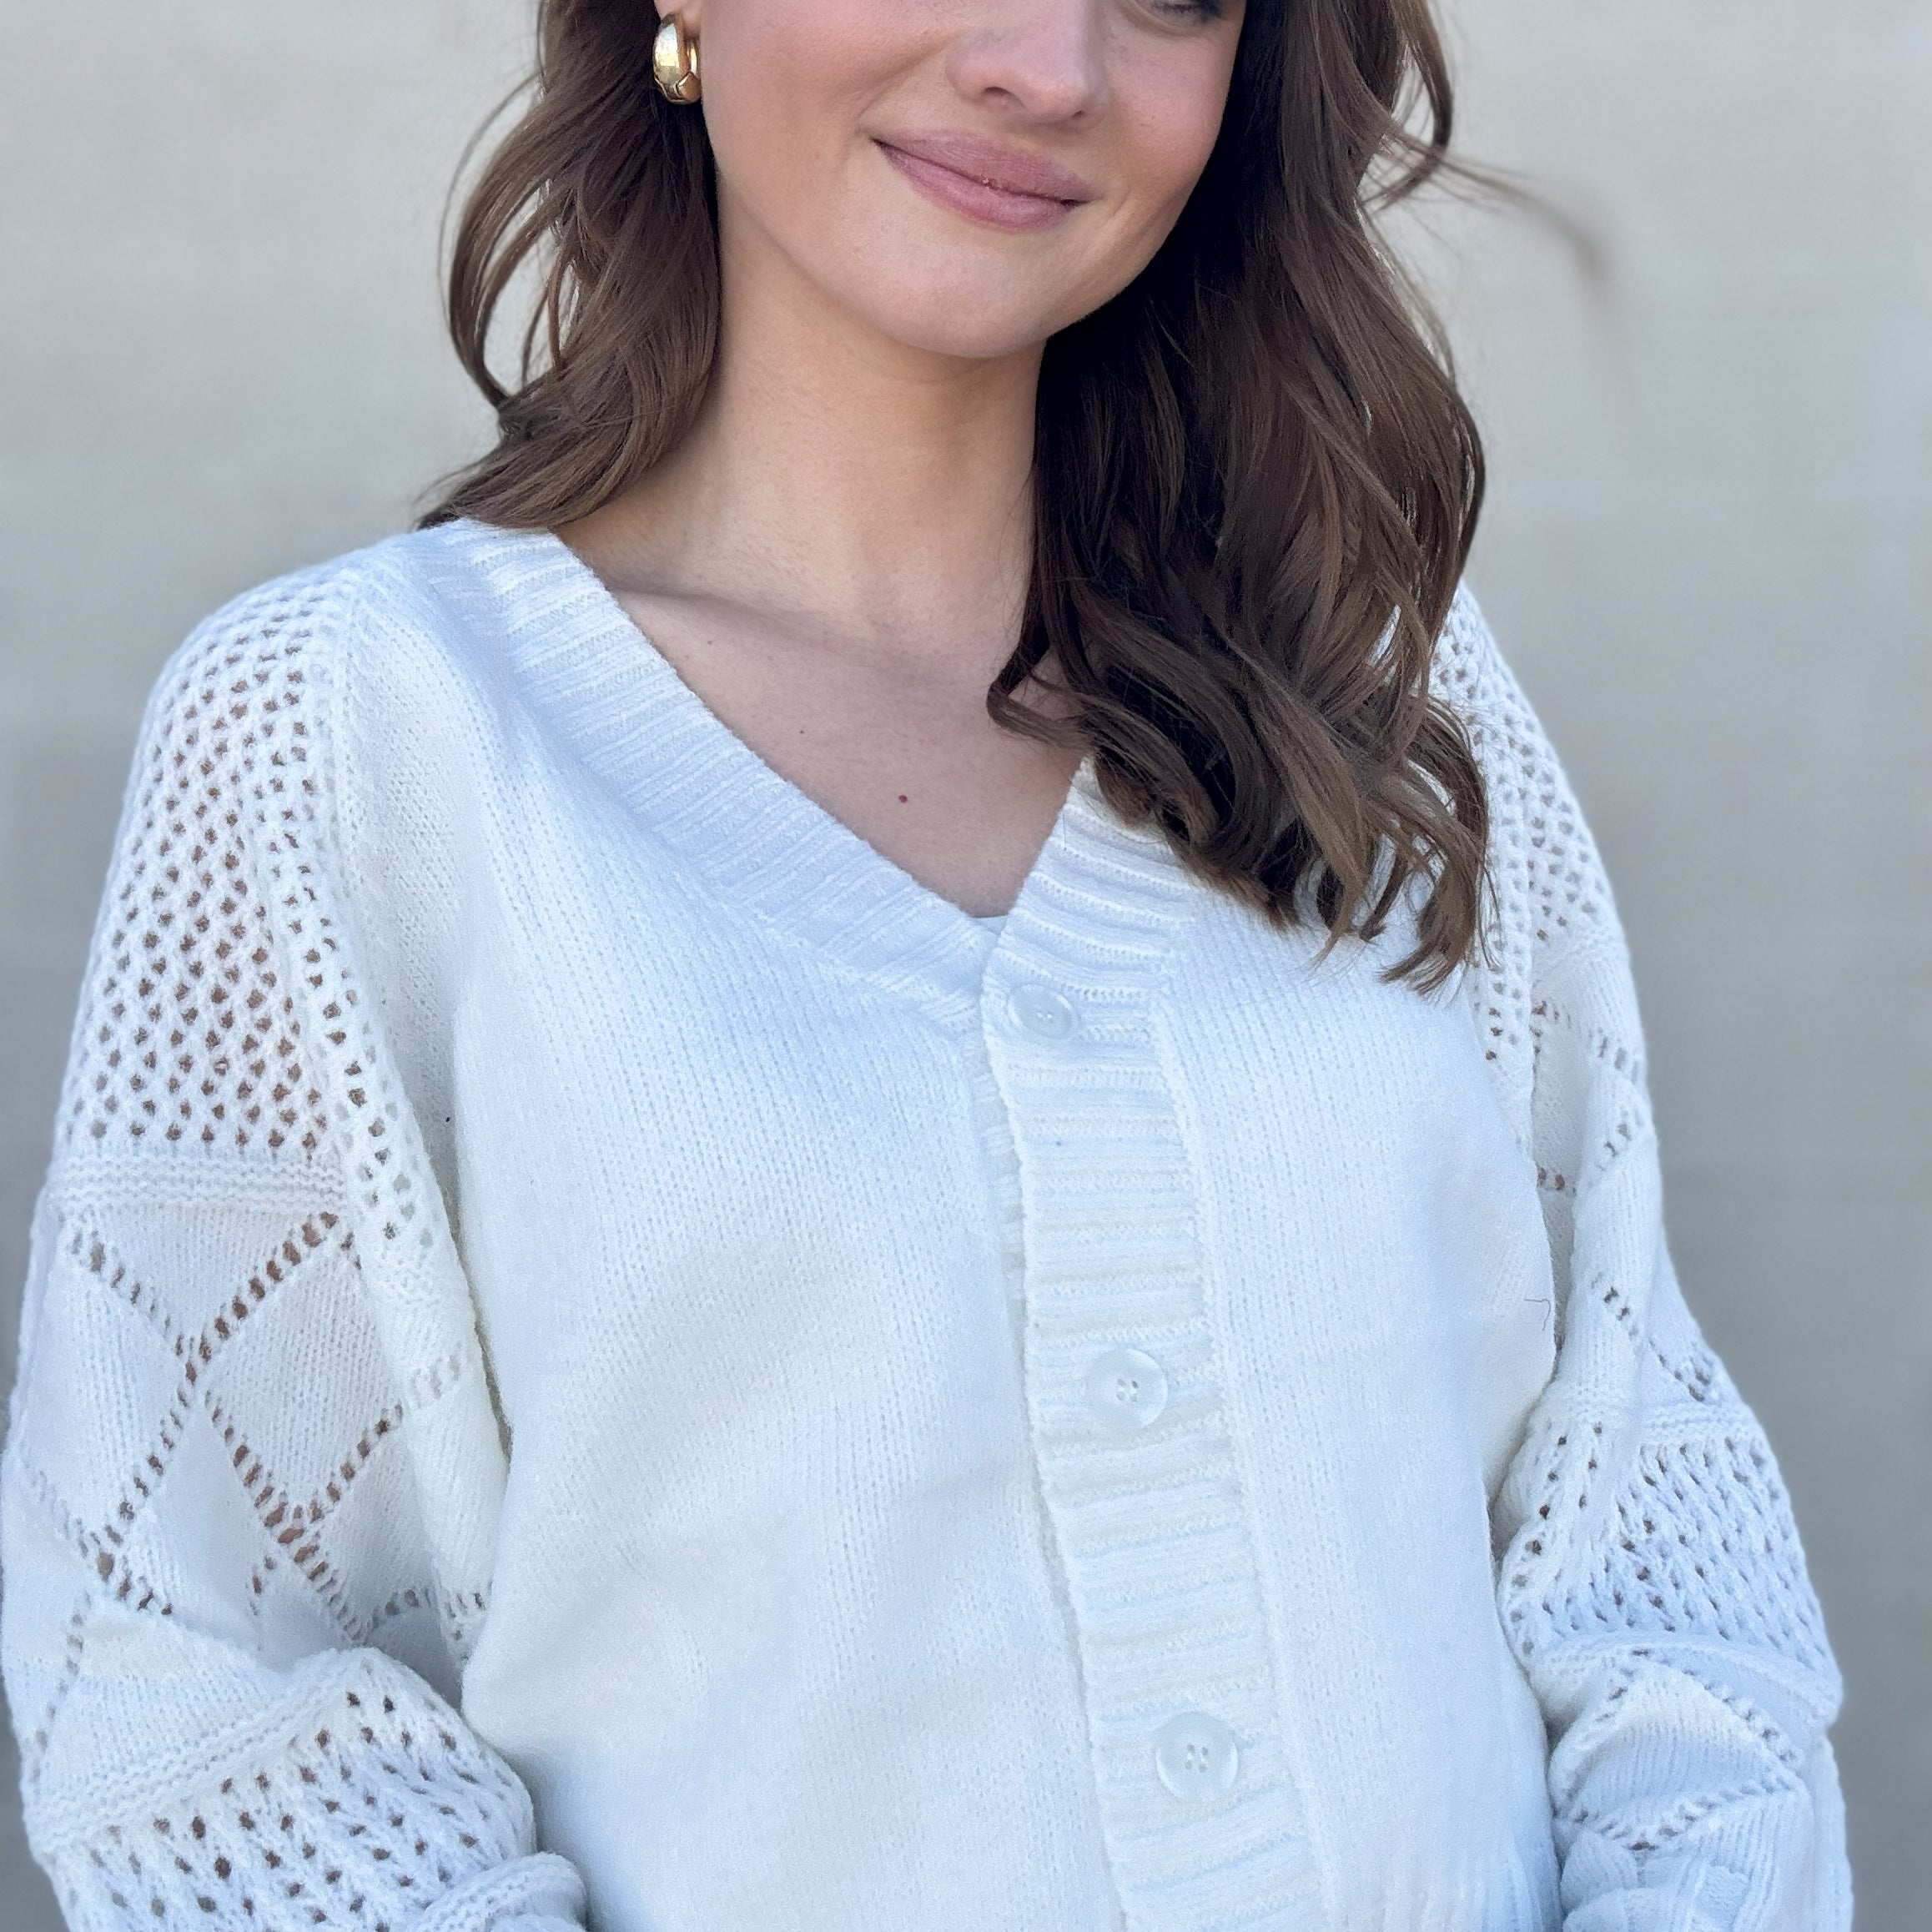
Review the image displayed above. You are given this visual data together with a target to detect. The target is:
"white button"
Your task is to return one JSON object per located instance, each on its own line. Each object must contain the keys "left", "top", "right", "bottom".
{"left": 1006, "top": 984, "right": 1078, "bottom": 1041}
{"left": 1086, "top": 1346, "right": 1169, "bottom": 1431}
{"left": 1155, "top": 1711, "right": 1240, "bottom": 1801}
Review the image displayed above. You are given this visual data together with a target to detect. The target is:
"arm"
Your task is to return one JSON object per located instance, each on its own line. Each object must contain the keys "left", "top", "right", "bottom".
{"left": 1441, "top": 589, "right": 1853, "bottom": 1932}
{"left": 2, "top": 571, "right": 587, "bottom": 1932}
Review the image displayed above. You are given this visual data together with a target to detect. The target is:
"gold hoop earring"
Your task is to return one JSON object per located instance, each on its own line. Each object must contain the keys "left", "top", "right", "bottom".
{"left": 652, "top": 17, "right": 702, "bottom": 104}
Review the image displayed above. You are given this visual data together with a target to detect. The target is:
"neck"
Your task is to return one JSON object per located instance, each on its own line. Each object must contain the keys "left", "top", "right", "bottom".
{"left": 571, "top": 202, "right": 1043, "bottom": 672}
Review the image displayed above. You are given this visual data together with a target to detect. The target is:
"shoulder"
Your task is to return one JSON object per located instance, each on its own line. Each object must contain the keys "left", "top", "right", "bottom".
{"left": 1429, "top": 580, "right": 1642, "bottom": 1158}
{"left": 134, "top": 519, "right": 580, "bottom": 828}
{"left": 1428, "top": 580, "right": 1543, "bottom": 772}
{"left": 90, "top": 524, "right": 570, "bottom": 1172}
{"left": 1428, "top": 578, "right": 1502, "bottom": 711}
{"left": 112, "top": 520, "right": 579, "bottom": 1000}
{"left": 148, "top": 518, "right": 554, "bottom": 712}
{"left": 1429, "top": 578, "right": 1620, "bottom": 956}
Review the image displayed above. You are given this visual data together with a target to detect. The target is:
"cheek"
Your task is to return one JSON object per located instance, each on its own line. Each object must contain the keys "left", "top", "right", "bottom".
{"left": 697, "top": 0, "right": 902, "bottom": 226}
{"left": 1111, "top": 49, "right": 1238, "bottom": 236}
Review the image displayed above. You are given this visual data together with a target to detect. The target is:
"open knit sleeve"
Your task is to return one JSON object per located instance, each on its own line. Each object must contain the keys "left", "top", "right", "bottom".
{"left": 1, "top": 574, "right": 586, "bottom": 1932}
{"left": 1440, "top": 589, "right": 1852, "bottom": 1932}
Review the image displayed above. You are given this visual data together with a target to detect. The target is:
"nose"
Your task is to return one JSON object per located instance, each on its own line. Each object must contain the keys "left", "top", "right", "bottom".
{"left": 945, "top": 0, "right": 1110, "bottom": 127}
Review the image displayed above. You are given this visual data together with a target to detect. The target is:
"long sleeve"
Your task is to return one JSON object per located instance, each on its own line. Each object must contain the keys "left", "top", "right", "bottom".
{"left": 2, "top": 570, "right": 587, "bottom": 1932}
{"left": 1441, "top": 590, "right": 1853, "bottom": 1931}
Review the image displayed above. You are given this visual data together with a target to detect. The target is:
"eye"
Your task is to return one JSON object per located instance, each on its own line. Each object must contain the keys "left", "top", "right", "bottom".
{"left": 1135, "top": 0, "right": 1230, "bottom": 25}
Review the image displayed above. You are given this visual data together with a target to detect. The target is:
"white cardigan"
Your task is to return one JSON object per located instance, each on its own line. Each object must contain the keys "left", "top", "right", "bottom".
{"left": 2, "top": 521, "right": 1849, "bottom": 1932}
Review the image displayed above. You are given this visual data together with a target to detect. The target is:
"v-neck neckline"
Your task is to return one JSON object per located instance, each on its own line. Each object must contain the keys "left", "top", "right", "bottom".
{"left": 451, "top": 518, "right": 1194, "bottom": 1032}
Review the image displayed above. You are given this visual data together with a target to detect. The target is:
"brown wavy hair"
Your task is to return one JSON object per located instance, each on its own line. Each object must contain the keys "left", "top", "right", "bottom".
{"left": 424, "top": 0, "right": 1488, "bottom": 989}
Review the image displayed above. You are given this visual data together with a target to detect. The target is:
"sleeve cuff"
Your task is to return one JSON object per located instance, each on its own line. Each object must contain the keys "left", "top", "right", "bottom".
{"left": 418, "top": 1853, "right": 589, "bottom": 1932}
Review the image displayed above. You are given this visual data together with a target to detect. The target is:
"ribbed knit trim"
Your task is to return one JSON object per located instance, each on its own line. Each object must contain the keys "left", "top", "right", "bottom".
{"left": 430, "top": 517, "right": 1118, "bottom": 1034}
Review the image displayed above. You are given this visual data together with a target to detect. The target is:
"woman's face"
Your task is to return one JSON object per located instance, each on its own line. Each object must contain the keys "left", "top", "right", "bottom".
{"left": 667, "top": 0, "right": 1248, "bottom": 362}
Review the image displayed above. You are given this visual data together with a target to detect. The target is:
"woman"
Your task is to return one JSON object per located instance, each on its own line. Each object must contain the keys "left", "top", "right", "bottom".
{"left": 1, "top": 2, "right": 1849, "bottom": 1928}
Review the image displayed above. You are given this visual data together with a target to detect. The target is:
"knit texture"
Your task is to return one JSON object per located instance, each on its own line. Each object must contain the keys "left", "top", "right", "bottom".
{"left": 2, "top": 521, "right": 1849, "bottom": 1932}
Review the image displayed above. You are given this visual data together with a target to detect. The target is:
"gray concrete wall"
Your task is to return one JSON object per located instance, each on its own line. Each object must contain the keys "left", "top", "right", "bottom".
{"left": 1, "top": 1, "right": 1924, "bottom": 1924}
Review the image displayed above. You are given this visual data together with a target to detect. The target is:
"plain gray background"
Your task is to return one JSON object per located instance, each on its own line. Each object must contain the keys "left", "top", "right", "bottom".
{"left": 3, "top": 2, "right": 1926, "bottom": 1924}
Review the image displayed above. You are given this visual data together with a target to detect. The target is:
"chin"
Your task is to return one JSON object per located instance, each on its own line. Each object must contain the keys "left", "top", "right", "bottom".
{"left": 827, "top": 250, "right": 1095, "bottom": 365}
{"left": 868, "top": 294, "right": 1068, "bottom": 361}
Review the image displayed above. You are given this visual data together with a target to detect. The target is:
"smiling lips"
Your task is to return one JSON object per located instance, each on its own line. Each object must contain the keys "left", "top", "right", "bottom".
{"left": 875, "top": 132, "right": 1096, "bottom": 233}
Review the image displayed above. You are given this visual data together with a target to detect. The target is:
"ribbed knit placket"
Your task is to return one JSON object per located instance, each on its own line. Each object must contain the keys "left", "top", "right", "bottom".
{"left": 980, "top": 775, "right": 1322, "bottom": 1932}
